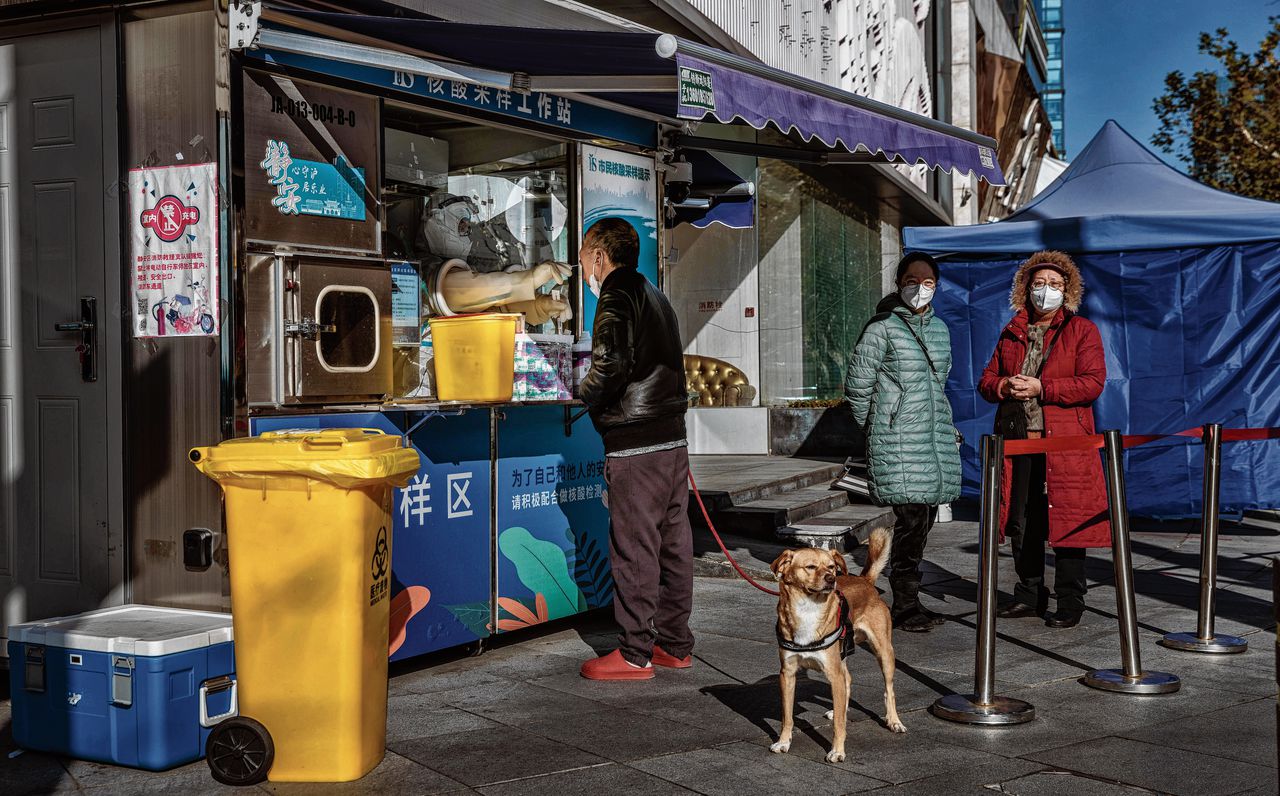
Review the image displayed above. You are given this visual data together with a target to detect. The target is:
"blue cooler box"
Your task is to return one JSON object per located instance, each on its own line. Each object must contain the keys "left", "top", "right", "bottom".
{"left": 8, "top": 605, "right": 236, "bottom": 771}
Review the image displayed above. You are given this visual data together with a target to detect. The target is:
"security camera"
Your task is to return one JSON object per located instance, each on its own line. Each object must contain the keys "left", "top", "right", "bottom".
{"left": 666, "top": 157, "right": 693, "bottom": 204}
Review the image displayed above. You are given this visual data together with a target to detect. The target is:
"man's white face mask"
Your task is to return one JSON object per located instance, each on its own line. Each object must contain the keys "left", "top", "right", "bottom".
{"left": 1031, "top": 285, "right": 1064, "bottom": 313}
{"left": 900, "top": 283, "right": 935, "bottom": 310}
{"left": 586, "top": 251, "right": 603, "bottom": 297}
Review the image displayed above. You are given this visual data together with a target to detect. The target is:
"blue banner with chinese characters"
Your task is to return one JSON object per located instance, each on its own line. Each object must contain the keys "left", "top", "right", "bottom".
{"left": 250, "top": 410, "right": 493, "bottom": 661}
{"left": 494, "top": 406, "right": 613, "bottom": 632}
{"left": 251, "top": 49, "right": 656, "bottom": 148}
{"left": 580, "top": 144, "right": 659, "bottom": 331}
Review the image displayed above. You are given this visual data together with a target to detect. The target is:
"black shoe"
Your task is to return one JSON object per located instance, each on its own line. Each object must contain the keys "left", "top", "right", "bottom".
{"left": 996, "top": 602, "right": 1040, "bottom": 619}
{"left": 1045, "top": 611, "right": 1082, "bottom": 628}
{"left": 894, "top": 612, "right": 945, "bottom": 633}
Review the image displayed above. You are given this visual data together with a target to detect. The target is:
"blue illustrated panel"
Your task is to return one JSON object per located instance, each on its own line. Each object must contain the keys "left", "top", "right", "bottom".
{"left": 289, "top": 157, "right": 366, "bottom": 220}
{"left": 250, "top": 411, "right": 492, "bottom": 660}
{"left": 494, "top": 406, "right": 612, "bottom": 633}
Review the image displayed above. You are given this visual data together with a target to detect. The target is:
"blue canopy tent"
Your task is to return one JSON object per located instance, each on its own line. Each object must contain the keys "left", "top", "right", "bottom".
{"left": 905, "top": 121, "right": 1280, "bottom": 517}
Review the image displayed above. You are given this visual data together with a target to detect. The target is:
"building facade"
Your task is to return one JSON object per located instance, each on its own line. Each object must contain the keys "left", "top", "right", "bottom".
{"left": 655, "top": 0, "right": 1054, "bottom": 454}
{"left": 1037, "top": 0, "right": 1065, "bottom": 155}
{"left": 951, "top": 0, "right": 1056, "bottom": 224}
{"left": 0, "top": 0, "right": 1025, "bottom": 631}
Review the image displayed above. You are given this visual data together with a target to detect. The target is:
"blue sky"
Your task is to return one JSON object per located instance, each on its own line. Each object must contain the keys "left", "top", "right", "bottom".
{"left": 1064, "top": 1, "right": 1276, "bottom": 162}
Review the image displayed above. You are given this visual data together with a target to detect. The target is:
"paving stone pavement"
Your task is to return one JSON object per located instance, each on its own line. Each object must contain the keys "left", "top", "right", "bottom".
{"left": 3, "top": 511, "right": 1277, "bottom": 795}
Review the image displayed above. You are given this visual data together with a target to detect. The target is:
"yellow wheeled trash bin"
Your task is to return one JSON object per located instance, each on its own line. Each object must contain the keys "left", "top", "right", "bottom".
{"left": 190, "top": 429, "right": 420, "bottom": 785}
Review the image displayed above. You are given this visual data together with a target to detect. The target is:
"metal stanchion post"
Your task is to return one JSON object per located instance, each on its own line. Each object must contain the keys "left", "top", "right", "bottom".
{"left": 1272, "top": 559, "right": 1278, "bottom": 775}
{"left": 1084, "top": 430, "right": 1180, "bottom": 694}
{"left": 1162, "top": 423, "right": 1248, "bottom": 654}
{"left": 931, "top": 434, "right": 1035, "bottom": 725}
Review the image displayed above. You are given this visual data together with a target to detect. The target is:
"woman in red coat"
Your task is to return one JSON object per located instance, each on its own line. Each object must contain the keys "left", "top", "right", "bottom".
{"left": 978, "top": 251, "right": 1110, "bottom": 628}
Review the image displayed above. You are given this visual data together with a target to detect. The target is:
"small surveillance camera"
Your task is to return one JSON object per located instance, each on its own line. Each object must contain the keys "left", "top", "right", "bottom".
{"left": 666, "top": 158, "right": 693, "bottom": 204}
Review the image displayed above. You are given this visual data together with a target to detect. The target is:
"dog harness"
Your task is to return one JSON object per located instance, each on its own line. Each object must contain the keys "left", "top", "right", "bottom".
{"left": 776, "top": 593, "right": 853, "bottom": 656}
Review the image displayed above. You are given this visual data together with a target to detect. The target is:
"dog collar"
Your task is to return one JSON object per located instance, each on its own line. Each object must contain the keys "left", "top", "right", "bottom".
{"left": 776, "top": 593, "right": 850, "bottom": 653}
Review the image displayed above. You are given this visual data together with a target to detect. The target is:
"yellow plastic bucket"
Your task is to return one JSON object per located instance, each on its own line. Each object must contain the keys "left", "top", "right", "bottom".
{"left": 429, "top": 312, "right": 519, "bottom": 402}
{"left": 190, "top": 429, "right": 420, "bottom": 782}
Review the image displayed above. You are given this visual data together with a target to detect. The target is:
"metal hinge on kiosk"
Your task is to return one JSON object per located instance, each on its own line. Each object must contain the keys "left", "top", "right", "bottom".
{"left": 284, "top": 318, "right": 337, "bottom": 340}
{"left": 24, "top": 645, "right": 45, "bottom": 693}
{"left": 229, "top": 2, "right": 261, "bottom": 50}
{"left": 111, "top": 656, "right": 135, "bottom": 707}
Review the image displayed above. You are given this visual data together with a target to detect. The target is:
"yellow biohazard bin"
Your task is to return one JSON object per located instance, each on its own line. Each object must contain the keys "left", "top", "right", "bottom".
{"left": 189, "top": 429, "right": 420, "bottom": 785}
{"left": 429, "top": 312, "right": 520, "bottom": 402}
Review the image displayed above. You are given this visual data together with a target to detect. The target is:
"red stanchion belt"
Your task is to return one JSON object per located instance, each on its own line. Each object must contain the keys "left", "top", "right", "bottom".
{"left": 1002, "top": 426, "right": 1280, "bottom": 456}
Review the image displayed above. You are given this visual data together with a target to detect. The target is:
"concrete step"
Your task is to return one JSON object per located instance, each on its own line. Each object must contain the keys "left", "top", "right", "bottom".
{"left": 688, "top": 456, "right": 845, "bottom": 513}
{"left": 704, "top": 484, "right": 854, "bottom": 538}
{"left": 777, "top": 503, "right": 896, "bottom": 550}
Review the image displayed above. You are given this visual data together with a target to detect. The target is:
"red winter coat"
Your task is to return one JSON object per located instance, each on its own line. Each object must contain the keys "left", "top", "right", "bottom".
{"left": 978, "top": 309, "right": 1111, "bottom": 548}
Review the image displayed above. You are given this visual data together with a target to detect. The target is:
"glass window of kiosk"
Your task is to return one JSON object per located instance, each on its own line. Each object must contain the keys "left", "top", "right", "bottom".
{"left": 382, "top": 103, "right": 573, "bottom": 399}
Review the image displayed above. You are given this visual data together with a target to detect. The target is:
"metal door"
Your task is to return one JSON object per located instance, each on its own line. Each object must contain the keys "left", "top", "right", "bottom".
{"left": 289, "top": 258, "right": 392, "bottom": 402}
{"left": 0, "top": 26, "right": 123, "bottom": 641}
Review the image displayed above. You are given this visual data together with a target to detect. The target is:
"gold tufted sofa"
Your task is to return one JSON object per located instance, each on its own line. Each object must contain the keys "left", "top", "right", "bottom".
{"left": 684, "top": 354, "right": 756, "bottom": 407}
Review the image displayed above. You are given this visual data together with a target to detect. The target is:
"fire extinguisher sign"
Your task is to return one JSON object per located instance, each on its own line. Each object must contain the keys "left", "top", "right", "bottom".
{"left": 128, "top": 162, "right": 220, "bottom": 338}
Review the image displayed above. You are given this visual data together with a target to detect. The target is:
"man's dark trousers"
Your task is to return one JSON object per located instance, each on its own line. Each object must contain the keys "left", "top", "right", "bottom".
{"left": 605, "top": 445, "right": 695, "bottom": 667}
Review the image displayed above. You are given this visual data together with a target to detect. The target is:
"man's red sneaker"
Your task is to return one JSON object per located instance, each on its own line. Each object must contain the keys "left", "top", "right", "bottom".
{"left": 651, "top": 645, "right": 693, "bottom": 669}
{"left": 580, "top": 649, "right": 654, "bottom": 680}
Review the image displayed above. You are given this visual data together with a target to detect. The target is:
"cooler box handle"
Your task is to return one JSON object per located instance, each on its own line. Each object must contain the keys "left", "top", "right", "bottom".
{"left": 24, "top": 645, "right": 45, "bottom": 693}
{"left": 111, "top": 656, "right": 134, "bottom": 707}
{"left": 199, "top": 675, "right": 238, "bottom": 727}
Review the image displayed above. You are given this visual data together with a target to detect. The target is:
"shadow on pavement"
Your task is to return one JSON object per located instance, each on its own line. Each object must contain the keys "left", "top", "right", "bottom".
{"left": 701, "top": 675, "right": 845, "bottom": 749}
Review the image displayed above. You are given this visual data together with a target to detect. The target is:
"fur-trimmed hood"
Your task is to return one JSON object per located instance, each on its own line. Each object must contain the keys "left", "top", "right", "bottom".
{"left": 1009, "top": 250, "right": 1084, "bottom": 313}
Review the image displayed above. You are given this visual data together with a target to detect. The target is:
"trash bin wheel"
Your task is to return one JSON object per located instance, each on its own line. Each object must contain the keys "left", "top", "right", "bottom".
{"left": 206, "top": 716, "right": 274, "bottom": 786}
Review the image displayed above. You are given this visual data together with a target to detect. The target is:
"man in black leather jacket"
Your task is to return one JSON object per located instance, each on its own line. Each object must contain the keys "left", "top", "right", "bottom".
{"left": 577, "top": 217, "right": 695, "bottom": 681}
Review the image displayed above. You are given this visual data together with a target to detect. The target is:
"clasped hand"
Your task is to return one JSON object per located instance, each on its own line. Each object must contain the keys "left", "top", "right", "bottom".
{"left": 1005, "top": 374, "right": 1042, "bottom": 400}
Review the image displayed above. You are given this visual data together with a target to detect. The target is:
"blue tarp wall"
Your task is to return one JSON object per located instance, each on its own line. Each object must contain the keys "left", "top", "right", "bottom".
{"left": 905, "top": 122, "right": 1280, "bottom": 517}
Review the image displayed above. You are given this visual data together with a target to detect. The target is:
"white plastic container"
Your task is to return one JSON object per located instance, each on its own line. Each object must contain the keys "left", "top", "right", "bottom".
{"left": 572, "top": 335, "right": 593, "bottom": 395}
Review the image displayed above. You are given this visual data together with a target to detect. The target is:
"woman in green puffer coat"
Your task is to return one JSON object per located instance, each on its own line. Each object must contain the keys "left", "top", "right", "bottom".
{"left": 844, "top": 252, "right": 962, "bottom": 633}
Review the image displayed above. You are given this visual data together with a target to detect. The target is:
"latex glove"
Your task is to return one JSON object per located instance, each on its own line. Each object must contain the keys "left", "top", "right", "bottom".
{"left": 504, "top": 295, "right": 571, "bottom": 325}
{"left": 529, "top": 260, "right": 573, "bottom": 288}
{"left": 439, "top": 261, "right": 574, "bottom": 314}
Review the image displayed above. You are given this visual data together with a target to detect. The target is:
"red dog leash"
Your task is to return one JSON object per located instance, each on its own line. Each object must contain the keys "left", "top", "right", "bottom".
{"left": 688, "top": 472, "right": 780, "bottom": 596}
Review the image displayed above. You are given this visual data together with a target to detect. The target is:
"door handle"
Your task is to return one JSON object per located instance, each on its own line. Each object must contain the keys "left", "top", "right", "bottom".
{"left": 53, "top": 297, "right": 97, "bottom": 382}
{"left": 284, "top": 319, "right": 337, "bottom": 340}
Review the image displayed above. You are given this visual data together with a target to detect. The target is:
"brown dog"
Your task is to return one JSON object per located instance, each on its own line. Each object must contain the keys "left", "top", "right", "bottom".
{"left": 769, "top": 528, "right": 905, "bottom": 763}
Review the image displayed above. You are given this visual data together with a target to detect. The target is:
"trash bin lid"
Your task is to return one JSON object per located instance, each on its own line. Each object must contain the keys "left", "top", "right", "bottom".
{"left": 190, "top": 428, "right": 421, "bottom": 489}
{"left": 9, "top": 604, "right": 232, "bottom": 656}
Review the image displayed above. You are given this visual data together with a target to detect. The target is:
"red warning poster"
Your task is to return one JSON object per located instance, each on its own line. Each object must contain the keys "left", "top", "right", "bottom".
{"left": 128, "top": 163, "right": 219, "bottom": 337}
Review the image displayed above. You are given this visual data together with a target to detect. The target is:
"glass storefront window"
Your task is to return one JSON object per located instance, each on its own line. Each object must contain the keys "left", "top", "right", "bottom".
{"left": 757, "top": 160, "right": 882, "bottom": 405}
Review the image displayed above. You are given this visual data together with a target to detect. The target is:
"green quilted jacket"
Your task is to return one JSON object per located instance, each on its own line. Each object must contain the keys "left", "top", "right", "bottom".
{"left": 843, "top": 296, "right": 962, "bottom": 506}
